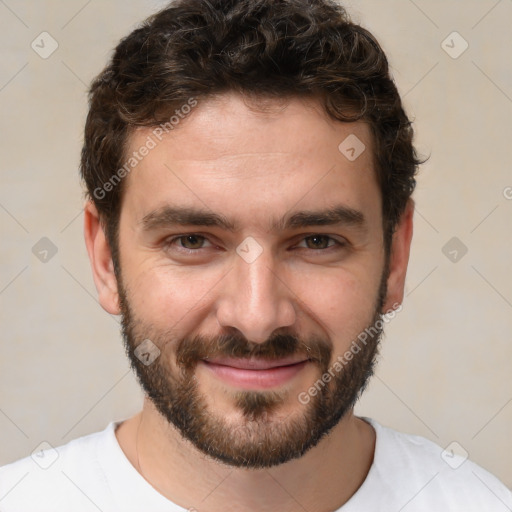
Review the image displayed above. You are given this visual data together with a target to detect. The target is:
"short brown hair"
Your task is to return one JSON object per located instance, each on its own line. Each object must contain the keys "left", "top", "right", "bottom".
{"left": 80, "top": 0, "right": 420, "bottom": 267}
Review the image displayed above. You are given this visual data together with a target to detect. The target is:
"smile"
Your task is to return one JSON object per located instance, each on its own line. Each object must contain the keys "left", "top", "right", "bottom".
{"left": 200, "top": 357, "right": 310, "bottom": 390}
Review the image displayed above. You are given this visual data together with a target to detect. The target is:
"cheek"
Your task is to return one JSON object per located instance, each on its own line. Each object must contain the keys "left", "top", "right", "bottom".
{"left": 290, "top": 265, "right": 381, "bottom": 344}
{"left": 126, "top": 263, "right": 227, "bottom": 330}
{"left": 122, "top": 246, "right": 383, "bottom": 344}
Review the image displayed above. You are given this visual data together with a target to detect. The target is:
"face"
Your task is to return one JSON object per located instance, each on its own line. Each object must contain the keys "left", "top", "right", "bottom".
{"left": 92, "top": 93, "right": 409, "bottom": 469}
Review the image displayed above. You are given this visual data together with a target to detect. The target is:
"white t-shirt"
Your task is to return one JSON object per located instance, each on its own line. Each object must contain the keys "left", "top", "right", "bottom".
{"left": 0, "top": 417, "right": 511, "bottom": 511}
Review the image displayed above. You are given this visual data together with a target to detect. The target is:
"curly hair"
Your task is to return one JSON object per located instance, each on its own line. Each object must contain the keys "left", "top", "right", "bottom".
{"left": 81, "top": 0, "right": 420, "bottom": 265}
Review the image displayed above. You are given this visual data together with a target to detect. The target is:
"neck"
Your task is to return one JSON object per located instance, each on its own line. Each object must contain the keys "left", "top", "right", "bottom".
{"left": 116, "top": 400, "right": 375, "bottom": 512}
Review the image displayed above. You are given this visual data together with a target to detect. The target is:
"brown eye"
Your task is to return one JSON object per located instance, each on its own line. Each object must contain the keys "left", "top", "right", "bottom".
{"left": 301, "top": 235, "right": 337, "bottom": 250}
{"left": 165, "top": 234, "right": 214, "bottom": 253}
{"left": 177, "top": 235, "right": 206, "bottom": 249}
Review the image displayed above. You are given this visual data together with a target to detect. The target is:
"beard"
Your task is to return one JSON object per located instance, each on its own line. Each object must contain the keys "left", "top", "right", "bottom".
{"left": 118, "top": 267, "right": 388, "bottom": 470}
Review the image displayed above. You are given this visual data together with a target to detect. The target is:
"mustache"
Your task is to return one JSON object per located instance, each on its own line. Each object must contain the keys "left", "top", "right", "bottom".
{"left": 175, "top": 332, "right": 332, "bottom": 371}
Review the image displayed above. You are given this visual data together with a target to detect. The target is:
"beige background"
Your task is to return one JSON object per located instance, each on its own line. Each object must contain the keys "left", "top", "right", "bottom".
{"left": 1, "top": 0, "right": 511, "bottom": 489}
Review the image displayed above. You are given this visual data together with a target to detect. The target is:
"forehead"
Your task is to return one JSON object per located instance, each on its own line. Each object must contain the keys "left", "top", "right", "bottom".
{"left": 129, "top": 93, "right": 372, "bottom": 163}
{"left": 120, "top": 92, "right": 380, "bottom": 231}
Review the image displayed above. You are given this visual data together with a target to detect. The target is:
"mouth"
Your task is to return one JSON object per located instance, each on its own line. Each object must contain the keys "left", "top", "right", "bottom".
{"left": 200, "top": 357, "right": 311, "bottom": 390}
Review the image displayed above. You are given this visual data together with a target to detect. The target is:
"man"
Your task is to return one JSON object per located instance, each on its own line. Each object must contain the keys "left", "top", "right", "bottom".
{"left": 1, "top": 0, "right": 510, "bottom": 510}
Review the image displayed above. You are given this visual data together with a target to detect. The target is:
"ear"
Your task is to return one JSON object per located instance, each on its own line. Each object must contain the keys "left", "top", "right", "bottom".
{"left": 382, "top": 199, "right": 414, "bottom": 313}
{"left": 83, "top": 201, "right": 121, "bottom": 315}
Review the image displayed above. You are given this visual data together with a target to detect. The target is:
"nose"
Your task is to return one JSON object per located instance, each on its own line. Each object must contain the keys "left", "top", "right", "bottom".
{"left": 215, "top": 246, "right": 297, "bottom": 343}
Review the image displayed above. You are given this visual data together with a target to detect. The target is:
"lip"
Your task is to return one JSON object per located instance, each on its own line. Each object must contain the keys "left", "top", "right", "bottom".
{"left": 200, "top": 357, "right": 310, "bottom": 390}
{"left": 203, "top": 356, "right": 309, "bottom": 370}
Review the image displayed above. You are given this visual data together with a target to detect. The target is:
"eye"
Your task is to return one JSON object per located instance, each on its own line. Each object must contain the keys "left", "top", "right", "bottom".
{"left": 166, "top": 234, "right": 214, "bottom": 252}
{"left": 295, "top": 235, "right": 345, "bottom": 250}
{"left": 163, "top": 233, "right": 346, "bottom": 256}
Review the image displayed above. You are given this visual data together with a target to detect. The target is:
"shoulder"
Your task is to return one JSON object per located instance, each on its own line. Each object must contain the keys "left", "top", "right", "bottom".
{"left": 0, "top": 423, "right": 116, "bottom": 512}
{"left": 363, "top": 417, "right": 512, "bottom": 511}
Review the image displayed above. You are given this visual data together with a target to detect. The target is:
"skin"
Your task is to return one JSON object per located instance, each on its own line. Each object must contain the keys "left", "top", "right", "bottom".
{"left": 84, "top": 92, "right": 414, "bottom": 512}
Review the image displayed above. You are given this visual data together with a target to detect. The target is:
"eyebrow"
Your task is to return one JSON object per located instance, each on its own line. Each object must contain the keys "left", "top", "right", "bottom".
{"left": 140, "top": 204, "right": 366, "bottom": 233}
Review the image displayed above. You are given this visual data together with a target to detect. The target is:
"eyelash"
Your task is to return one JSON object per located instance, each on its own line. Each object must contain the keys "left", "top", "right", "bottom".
{"left": 164, "top": 233, "right": 346, "bottom": 255}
